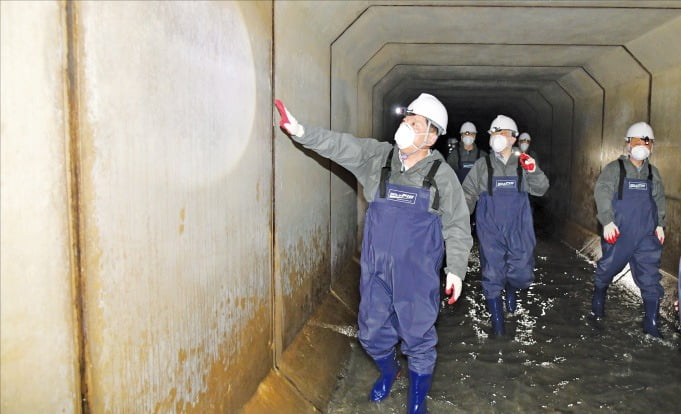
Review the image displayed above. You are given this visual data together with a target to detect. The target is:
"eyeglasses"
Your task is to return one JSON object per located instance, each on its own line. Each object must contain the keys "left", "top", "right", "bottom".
{"left": 489, "top": 127, "right": 519, "bottom": 138}
{"left": 628, "top": 137, "right": 652, "bottom": 145}
{"left": 461, "top": 132, "right": 476, "bottom": 136}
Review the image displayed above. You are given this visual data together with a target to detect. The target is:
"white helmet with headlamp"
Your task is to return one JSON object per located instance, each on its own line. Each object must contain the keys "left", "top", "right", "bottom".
{"left": 406, "top": 93, "right": 448, "bottom": 136}
{"left": 460, "top": 121, "right": 477, "bottom": 134}
{"left": 626, "top": 121, "right": 654, "bottom": 141}
{"left": 626, "top": 121, "right": 655, "bottom": 161}
{"left": 488, "top": 115, "right": 519, "bottom": 137}
{"left": 488, "top": 115, "right": 518, "bottom": 153}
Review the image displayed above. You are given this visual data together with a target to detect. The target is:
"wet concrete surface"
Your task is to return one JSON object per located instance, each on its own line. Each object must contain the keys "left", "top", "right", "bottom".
{"left": 327, "top": 236, "right": 681, "bottom": 413}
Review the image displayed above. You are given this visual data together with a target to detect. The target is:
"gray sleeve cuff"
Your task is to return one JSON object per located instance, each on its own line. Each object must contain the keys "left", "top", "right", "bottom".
{"left": 597, "top": 212, "right": 615, "bottom": 227}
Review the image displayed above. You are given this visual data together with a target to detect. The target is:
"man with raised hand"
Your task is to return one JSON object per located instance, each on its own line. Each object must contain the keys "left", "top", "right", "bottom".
{"left": 275, "top": 94, "right": 472, "bottom": 414}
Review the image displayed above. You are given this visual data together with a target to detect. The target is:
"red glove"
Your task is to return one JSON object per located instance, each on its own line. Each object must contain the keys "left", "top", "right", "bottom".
{"left": 603, "top": 222, "right": 620, "bottom": 244}
{"left": 274, "top": 99, "right": 304, "bottom": 137}
{"left": 445, "top": 273, "right": 462, "bottom": 305}
{"left": 274, "top": 99, "right": 290, "bottom": 126}
{"left": 519, "top": 153, "right": 536, "bottom": 172}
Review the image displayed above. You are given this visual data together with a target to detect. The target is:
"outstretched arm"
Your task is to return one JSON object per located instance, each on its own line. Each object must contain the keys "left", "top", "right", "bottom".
{"left": 274, "top": 99, "right": 390, "bottom": 184}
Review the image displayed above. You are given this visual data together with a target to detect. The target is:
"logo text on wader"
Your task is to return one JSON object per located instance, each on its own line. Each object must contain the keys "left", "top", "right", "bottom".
{"left": 628, "top": 182, "right": 648, "bottom": 190}
{"left": 495, "top": 180, "right": 516, "bottom": 188}
{"left": 387, "top": 189, "right": 417, "bottom": 204}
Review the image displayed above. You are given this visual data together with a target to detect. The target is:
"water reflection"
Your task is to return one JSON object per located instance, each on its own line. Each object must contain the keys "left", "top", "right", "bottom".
{"left": 328, "top": 238, "right": 680, "bottom": 413}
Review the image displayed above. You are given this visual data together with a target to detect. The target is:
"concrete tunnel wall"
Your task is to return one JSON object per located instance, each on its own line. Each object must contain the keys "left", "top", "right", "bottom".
{"left": 2, "top": 1, "right": 275, "bottom": 413}
{"left": 1, "top": 1, "right": 680, "bottom": 413}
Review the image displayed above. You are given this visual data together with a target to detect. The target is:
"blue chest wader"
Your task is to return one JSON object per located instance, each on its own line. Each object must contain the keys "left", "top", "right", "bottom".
{"left": 359, "top": 149, "right": 442, "bottom": 412}
{"left": 457, "top": 147, "right": 480, "bottom": 235}
{"left": 475, "top": 155, "right": 536, "bottom": 335}
{"left": 455, "top": 146, "right": 479, "bottom": 183}
{"left": 593, "top": 160, "right": 663, "bottom": 336}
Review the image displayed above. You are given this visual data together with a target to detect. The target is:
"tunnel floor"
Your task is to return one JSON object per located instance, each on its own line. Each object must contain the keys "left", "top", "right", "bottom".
{"left": 327, "top": 234, "right": 681, "bottom": 413}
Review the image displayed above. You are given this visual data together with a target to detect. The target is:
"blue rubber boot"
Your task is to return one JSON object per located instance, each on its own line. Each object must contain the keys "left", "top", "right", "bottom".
{"left": 642, "top": 299, "right": 663, "bottom": 338}
{"left": 591, "top": 286, "right": 607, "bottom": 317}
{"left": 407, "top": 370, "right": 432, "bottom": 414}
{"left": 505, "top": 285, "right": 517, "bottom": 314}
{"left": 487, "top": 297, "right": 505, "bottom": 336}
{"left": 369, "top": 350, "right": 401, "bottom": 402}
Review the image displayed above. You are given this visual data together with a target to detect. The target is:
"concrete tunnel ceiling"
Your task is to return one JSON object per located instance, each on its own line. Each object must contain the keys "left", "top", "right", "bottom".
{"left": 326, "top": 3, "right": 681, "bottom": 141}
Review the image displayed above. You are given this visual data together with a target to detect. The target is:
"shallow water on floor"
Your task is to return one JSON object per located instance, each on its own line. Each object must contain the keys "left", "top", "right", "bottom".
{"left": 327, "top": 238, "right": 681, "bottom": 413}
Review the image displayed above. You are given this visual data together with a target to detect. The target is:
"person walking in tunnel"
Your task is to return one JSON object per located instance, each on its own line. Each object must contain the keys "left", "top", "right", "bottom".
{"left": 591, "top": 121, "right": 667, "bottom": 338}
{"left": 446, "top": 121, "right": 488, "bottom": 183}
{"left": 461, "top": 115, "right": 549, "bottom": 336}
{"left": 447, "top": 121, "right": 488, "bottom": 236}
{"left": 274, "top": 93, "right": 473, "bottom": 413}
{"left": 516, "top": 132, "right": 538, "bottom": 162}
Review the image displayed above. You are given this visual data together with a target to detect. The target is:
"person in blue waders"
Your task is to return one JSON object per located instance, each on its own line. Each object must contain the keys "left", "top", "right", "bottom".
{"left": 462, "top": 115, "right": 549, "bottom": 336}
{"left": 447, "top": 122, "right": 488, "bottom": 236}
{"left": 446, "top": 121, "right": 488, "bottom": 183}
{"left": 274, "top": 94, "right": 473, "bottom": 413}
{"left": 591, "top": 122, "right": 667, "bottom": 338}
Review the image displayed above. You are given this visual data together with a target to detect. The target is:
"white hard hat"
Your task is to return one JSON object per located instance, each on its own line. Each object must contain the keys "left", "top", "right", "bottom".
{"left": 488, "top": 115, "right": 518, "bottom": 137}
{"left": 460, "top": 121, "right": 477, "bottom": 134}
{"left": 406, "top": 93, "right": 448, "bottom": 135}
{"left": 625, "top": 121, "right": 654, "bottom": 140}
{"left": 519, "top": 132, "right": 531, "bottom": 141}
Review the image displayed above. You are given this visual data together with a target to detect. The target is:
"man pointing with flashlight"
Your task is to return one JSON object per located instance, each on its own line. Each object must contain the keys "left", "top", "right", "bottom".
{"left": 275, "top": 93, "right": 472, "bottom": 413}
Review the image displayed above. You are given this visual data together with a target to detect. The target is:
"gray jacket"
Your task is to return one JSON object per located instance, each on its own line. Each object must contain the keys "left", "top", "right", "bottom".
{"left": 594, "top": 155, "right": 666, "bottom": 227}
{"left": 461, "top": 152, "right": 550, "bottom": 213}
{"left": 446, "top": 144, "right": 488, "bottom": 171}
{"left": 294, "top": 125, "right": 473, "bottom": 279}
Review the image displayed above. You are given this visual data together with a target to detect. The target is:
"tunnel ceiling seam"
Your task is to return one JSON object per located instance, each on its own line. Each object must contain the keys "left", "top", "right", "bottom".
{"left": 354, "top": 43, "right": 621, "bottom": 74}
{"left": 332, "top": 3, "right": 681, "bottom": 51}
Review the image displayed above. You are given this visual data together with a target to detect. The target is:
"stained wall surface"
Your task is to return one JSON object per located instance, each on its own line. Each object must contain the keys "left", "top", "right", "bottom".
{"left": 74, "top": 2, "right": 273, "bottom": 412}
{"left": 1, "top": 2, "right": 80, "bottom": 412}
{"left": 2, "top": 1, "right": 275, "bottom": 413}
{"left": 273, "top": 0, "right": 368, "bottom": 352}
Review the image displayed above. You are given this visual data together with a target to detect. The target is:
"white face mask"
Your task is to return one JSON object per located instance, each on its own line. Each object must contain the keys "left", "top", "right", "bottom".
{"left": 394, "top": 122, "right": 429, "bottom": 150}
{"left": 519, "top": 142, "right": 530, "bottom": 152}
{"left": 490, "top": 134, "right": 508, "bottom": 153}
{"left": 394, "top": 123, "right": 417, "bottom": 149}
{"left": 630, "top": 145, "right": 650, "bottom": 161}
{"left": 462, "top": 136, "right": 475, "bottom": 146}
